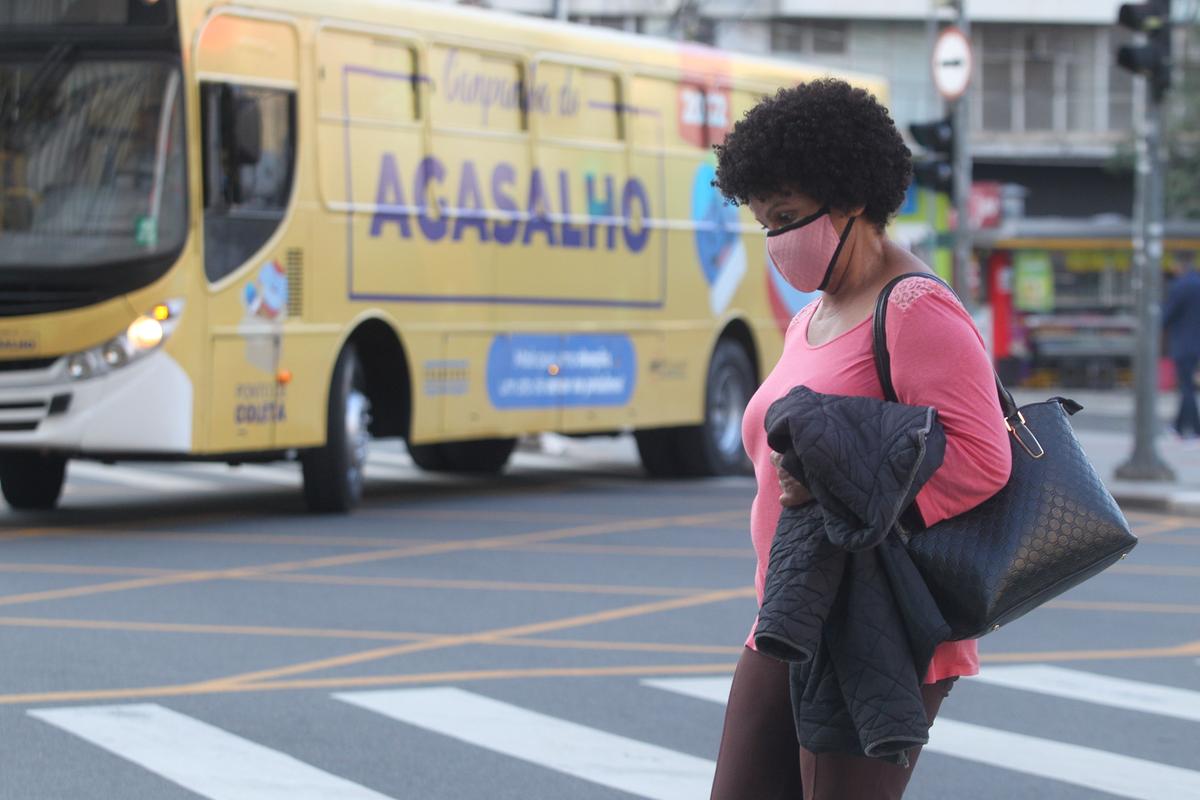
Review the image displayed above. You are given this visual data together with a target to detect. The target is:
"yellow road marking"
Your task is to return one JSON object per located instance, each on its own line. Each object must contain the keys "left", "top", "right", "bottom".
{"left": 0, "top": 510, "right": 742, "bottom": 609}
{"left": 219, "top": 510, "right": 744, "bottom": 577}
{"left": 1110, "top": 564, "right": 1200, "bottom": 577}
{"left": 5, "top": 638, "right": 1200, "bottom": 707}
{"left": 981, "top": 640, "right": 1200, "bottom": 663}
{"left": 252, "top": 573, "right": 708, "bottom": 597}
{"left": 0, "top": 563, "right": 177, "bottom": 577}
{"left": 0, "top": 615, "right": 745, "bottom": 655}
{"left": 1044, "top": 599, "right": 1200, "bottom": 615}
{"left": 39, "top": 531, "right": 446, "bottom": 549}
{"left": 238, "top": 662, "right": 739, "bottom": 693}
{"left": 1143, "top": 534, "right": 1200, "bottom": 546}
{"left": 0, "top": 616, "right": 747, "bottom": 660}
{"left": 0, "top": 529, "right": 54, "bottom": 542}
{"left": 0, "top": 616, "right": 436, "bottom": 642}
{"left": 500, "top": 637, "right": 743, "bottom": 655}
{"left": 0, "top": 560, "right": 731, "bottom": 598}
{"left": 0, "top": 662, "right": 739, "bottom": 707}
{"left": 1132, "top": 521, "right": 1197, "bottom": 536}
{"left": 19, "top": 521, "right": 741, "bottom": 551}
{"left": 200, "top": 586, "right": 756, "bottom": 688}
{"left": 0, "top": 571, "right": 231, "bottom": 608}
{"left": 0, "top": 682, "right": 234, "bottom": 706}
{"left": 512, "top": 543, "right": 753, "bottom": 558}
{"left": 359, "top": 509, "right": 609, "bottom": 524}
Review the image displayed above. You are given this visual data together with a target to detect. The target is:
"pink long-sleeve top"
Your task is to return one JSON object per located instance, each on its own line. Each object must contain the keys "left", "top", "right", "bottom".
{"left": 742, "top": 276, "right": 1012, "bottom": 683}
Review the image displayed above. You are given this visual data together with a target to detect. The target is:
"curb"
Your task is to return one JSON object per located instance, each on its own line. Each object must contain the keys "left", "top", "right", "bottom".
{"left": 1110, "top": 488, "right": 1200, "bottom": 516}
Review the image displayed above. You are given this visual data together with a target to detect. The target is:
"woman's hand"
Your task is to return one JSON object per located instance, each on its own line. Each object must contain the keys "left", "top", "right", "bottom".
{"left": 770, "top": 451, "right": 814, "bottom": 507}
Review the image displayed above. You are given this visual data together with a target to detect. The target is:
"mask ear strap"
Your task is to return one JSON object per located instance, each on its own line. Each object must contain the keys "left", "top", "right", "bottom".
{"left": 816, "top": 215, "right": 857, "bottom": 292}
{"left": 765, "top": 205, "right": 831, "bottom": 237}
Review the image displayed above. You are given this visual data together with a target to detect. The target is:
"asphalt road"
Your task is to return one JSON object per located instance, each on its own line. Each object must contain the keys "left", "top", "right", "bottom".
{"left": 0, "top": 437, "right": 1197, "bottom": 800}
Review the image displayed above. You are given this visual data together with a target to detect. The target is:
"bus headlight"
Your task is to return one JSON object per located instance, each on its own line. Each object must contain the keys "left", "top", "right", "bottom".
{"left": 64, "top": 300, "right": 183, "bottom": 381}
{"left": 127, "top": 316, "right": 165, "bottom": 350}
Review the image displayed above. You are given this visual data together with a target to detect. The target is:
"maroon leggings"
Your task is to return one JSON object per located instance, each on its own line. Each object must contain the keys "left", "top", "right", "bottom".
{"left": 710, "top": 646, "right": 956, "bottom": 800}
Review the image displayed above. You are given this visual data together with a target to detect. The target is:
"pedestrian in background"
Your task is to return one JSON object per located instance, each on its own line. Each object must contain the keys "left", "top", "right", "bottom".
{"left": 1164, "top": 255, "right": 1200, "bottom": 440}
{"left": 708, "top": 78, "right": 1011, "bottom": 799}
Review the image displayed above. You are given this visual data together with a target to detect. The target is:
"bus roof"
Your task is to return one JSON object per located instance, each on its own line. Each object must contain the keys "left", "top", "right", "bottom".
{"left": 178, "top": 0, "right": 890, "bottom": 98}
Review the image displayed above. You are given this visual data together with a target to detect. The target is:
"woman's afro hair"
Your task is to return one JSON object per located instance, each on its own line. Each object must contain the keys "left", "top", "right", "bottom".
{"left": 713, "top": 78, "right": 912, "bottom": 229}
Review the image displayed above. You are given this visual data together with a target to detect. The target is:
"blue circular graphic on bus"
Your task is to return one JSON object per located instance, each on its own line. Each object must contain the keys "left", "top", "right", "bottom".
{"left": 691, "top": 163, "right": 746, "bottom": 314}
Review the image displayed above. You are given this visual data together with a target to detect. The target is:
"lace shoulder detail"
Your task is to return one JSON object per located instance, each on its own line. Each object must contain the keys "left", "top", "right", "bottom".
{"left": 887, "top": 276, "right": 960, "bottom": 313}
{"left": 786, "top": 299, "right": 820, "bottom": 333}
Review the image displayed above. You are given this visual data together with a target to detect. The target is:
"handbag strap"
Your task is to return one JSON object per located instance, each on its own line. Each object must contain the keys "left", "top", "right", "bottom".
{"left": 871, "top": 272, "right": 1019, "bottom": 419}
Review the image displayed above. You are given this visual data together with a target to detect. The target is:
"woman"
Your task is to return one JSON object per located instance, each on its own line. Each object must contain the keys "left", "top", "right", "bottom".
{"left": 709, "top": 79, "right": 1012, "bottom": 799}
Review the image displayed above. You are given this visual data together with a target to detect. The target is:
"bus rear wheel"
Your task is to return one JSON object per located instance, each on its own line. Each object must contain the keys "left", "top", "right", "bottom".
{"left": 301, "top": 346, "right": 371, "bottom": 513}
{"left": 407, "top": 438, "right": 516, "bottom": 474}
{"left": 0, "top": 452, "right": 66, "bottom": 511}
{"left": 635, "top": 339, "right": 755, "bottom": 478}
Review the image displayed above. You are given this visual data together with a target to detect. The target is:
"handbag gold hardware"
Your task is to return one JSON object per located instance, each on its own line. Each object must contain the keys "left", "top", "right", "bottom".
{"left": 1006, "top": 411, "right": 1046, "bottom": 459}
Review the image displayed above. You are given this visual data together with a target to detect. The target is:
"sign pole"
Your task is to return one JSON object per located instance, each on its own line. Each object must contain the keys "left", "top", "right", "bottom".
{"left": 1117, "top": 75, "right": 1175, "bottom": 481}
{"left": 930, "top": 7, "right": 974, "bottom": 311}
{"left": 951, "top": 8, "right": 973, "bottom": 312}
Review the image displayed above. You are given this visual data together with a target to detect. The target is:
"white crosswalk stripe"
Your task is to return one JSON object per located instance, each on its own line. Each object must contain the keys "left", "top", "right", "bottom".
{"left": 643, "top": 673, "right": 1200, "bottom": 800}
{"left": 23, "top": 666, "right": 1200, "bottom": 800}
{"left": 971, "top": 664, "right": 1200, "bottom": 723}
{"left": 925, "top": 719, "right": 1200, "bottom": 799}
{"left": 29, "top": 703, "right": 395, "bottom": 800}
{"left": 334, "top": 687, "right": 715, "bottom": 800}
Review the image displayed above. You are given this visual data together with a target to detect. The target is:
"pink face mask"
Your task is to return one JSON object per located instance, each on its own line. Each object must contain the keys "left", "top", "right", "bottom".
{"left": 766, "top": 207, "right": 857, "bottom": 293}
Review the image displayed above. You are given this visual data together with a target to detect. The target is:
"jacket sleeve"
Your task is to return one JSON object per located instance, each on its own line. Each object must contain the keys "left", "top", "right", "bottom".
{"left": 885, "top": 281, "right": 1011, "bottom": 526}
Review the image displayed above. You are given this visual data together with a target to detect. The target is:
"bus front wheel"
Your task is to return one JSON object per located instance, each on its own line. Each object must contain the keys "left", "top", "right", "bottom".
{"left": 0, "top": 452, "right": 66, "bottom": 511}
{"left": 407, "top": 438, "right": 516, "bottom": 474}
{"left": 635, "top": 339, "right": 754, "bottom": 478}
{"left": 301, "top": 346, "right": 371, "bottom": 513}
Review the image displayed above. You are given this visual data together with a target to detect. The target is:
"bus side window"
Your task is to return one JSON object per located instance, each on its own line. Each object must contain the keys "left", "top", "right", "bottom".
{"left": 200, "top": 82, "right": 296, "bottom": 283}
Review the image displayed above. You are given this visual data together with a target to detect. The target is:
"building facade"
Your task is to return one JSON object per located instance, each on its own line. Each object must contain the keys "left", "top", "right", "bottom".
{"left": 471, "top": 0, "right": 1146, "bottom": 219}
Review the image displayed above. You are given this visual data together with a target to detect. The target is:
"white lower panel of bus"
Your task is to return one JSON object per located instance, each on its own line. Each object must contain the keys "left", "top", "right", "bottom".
{"left": 0, "top": 349, "right": 193, "bottom": 453}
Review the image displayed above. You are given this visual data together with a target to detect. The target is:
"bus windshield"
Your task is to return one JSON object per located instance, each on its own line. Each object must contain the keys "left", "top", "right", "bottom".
{"left": 0, "top": 58, "right": 186, "bottom": 270}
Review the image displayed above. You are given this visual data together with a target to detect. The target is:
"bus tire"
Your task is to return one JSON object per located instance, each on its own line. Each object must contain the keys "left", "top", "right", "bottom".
{"left": 685, "top": 338, "right": 755, "bottom": 476}
{"left": 635, "top": 339, "right": 755, "bottom": 478}
{"left": 301, "top": 346, "right": 371, "bottom": 513}
{"left": 407, "top": 438, "right": 516, "bottom": 474}
{"left": 0, "top": 452, "right": 66, "bottom": 511}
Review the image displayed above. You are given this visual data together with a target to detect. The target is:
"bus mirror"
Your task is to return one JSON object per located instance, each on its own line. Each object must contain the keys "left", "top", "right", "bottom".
{"left": 232, "top": 96, "right": 262, "bottom": 166}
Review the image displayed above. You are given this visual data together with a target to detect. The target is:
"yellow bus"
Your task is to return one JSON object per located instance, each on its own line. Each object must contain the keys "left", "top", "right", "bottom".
{"left": 0, "top": 0, "right": 886, "bottom": 512}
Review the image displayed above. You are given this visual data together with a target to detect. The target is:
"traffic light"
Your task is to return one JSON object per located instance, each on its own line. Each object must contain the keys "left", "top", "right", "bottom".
{"left": 1116, "top": 0, "right": 1172, "bottom": 100}
{"left": 909, "top": 117, "right": 954, "bottom": 196}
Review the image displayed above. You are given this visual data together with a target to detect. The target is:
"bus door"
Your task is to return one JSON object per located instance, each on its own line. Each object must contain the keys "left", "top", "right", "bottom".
{"left": 528, "top": 59, "right": 648, "bottom": 432}
{"left": 425, "top": 43, "right": 542, "bottom": 440}
{"left": 195, "top": 12, "right": 299, "bottom": 451}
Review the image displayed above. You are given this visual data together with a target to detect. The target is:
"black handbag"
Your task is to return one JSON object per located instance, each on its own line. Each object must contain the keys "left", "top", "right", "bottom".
{"left": 873, "top": 272, "right": 1138, "bottom": 640}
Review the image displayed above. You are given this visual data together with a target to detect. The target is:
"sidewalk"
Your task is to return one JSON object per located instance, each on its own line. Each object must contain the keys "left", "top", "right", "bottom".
{"left": 1011, "top": 387, "right": 1200, "bottom": 514}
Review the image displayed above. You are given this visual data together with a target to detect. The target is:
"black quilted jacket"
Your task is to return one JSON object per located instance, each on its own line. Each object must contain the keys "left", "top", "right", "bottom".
{"left": 756, "top": 386, "right": 951, "bottom": 765}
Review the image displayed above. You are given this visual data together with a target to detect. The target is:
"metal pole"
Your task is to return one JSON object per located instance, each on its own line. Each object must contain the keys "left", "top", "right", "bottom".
{"left": 951, "top": 4, "right": 973, "bottom": 311}
{"left": 553, "top": 0, "right": 568, "bottom": 21}
{"left": 1117, "top": 80, "right": 1175, "bottom": 481}
{"left": 923, "top": 1, "right": 940, "bottom": 265}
